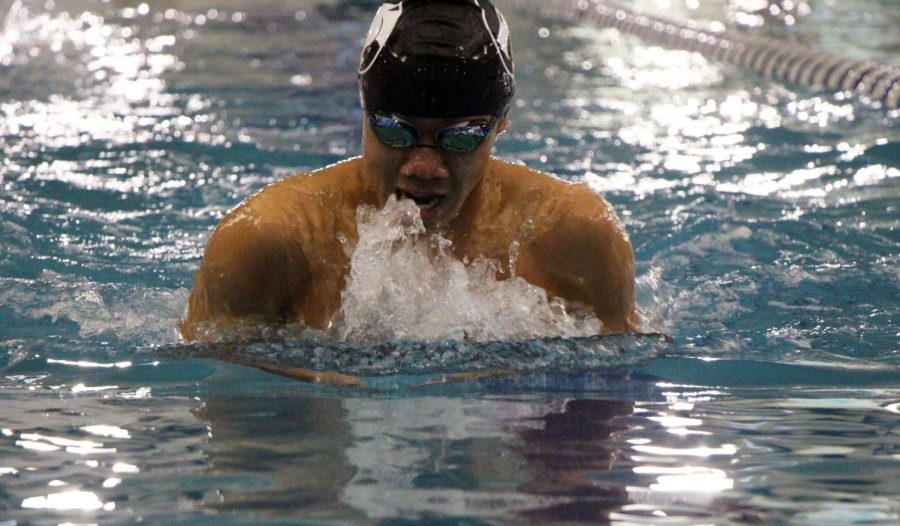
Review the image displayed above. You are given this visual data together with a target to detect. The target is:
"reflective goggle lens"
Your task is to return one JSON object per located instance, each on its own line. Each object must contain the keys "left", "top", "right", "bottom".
{"left": 368, "top": 114, "right": 417, "bottom": 148}
{"left": 368, "top": 113, "right": 492, "bottom": 153}
{"left": 438, "top": 124, "right": 490, "bottom": 153}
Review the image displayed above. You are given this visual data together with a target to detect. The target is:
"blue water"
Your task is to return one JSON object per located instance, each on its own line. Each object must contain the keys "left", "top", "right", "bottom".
{"left": 1, "top": 0, "right": 898, "bottom": 524}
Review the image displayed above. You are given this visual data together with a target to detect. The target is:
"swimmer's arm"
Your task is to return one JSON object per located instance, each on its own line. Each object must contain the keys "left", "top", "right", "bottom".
{"left": 521, "top": 200, "right": 638, "bottom": 333}
{"left": 179, "top": 213, "right": 311, "bottom": 340}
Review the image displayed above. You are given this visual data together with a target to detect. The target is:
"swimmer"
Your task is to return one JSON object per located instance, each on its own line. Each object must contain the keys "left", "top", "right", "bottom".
{"left": 179, "top": 0, "right": 638, "bottom": 343}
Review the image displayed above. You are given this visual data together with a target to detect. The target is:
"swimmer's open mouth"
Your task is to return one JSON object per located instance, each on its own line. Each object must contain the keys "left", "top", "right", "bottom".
{"left": 395, "top": 189, "right": 444, "bottom": 211}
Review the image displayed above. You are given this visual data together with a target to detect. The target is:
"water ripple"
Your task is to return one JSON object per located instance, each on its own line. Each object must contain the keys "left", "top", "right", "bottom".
{"left": 156, "top": 332, "right": 671, "bottom": 377}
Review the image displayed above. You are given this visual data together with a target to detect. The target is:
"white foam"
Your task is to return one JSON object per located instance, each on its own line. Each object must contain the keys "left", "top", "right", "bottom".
{"left": 334, "top": 197, "right": 604, "bottom": 342}
{"left": 0, "top": 271, "right": 187, "bottom": 345}
{"left": 634, "top": 266, "right": 678, "bottom": 335}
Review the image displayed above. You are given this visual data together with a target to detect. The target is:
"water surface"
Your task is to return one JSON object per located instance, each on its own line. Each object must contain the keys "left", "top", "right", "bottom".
{"left": 1, "top": 0, "right": 898, "bottom": 524}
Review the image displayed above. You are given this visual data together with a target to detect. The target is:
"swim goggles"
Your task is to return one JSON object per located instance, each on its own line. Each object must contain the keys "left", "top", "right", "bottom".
{"left": 367, "top": 113, "right": 496, "bottom": 153}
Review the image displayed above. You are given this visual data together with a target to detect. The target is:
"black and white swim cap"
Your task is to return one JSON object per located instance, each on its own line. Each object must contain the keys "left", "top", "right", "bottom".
{"left": 358, "top": 0, "right": 515, "bottom": 118}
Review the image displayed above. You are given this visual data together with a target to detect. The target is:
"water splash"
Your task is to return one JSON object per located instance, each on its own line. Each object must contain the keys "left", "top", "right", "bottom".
{"left": 334, "top": 196, "right": 604, "bottom": 342}
{"left": 0, "top": 271, "right": 187, "bottom": 346}
{"left": 634, "top": 266, "right": 679, "bottom": 335}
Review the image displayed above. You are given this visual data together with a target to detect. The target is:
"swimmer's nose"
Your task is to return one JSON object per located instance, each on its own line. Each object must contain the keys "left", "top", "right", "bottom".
{"left": 400, "top": 147, "right": 450, "bottom": 180}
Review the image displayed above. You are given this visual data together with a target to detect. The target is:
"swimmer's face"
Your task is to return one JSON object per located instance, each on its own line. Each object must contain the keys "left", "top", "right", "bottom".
{"left": 362, "top": 113, "right": 507, "bottom": 229}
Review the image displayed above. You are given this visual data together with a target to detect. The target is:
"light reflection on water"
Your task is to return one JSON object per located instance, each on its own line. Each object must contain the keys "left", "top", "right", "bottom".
{"left": 2, "top": 363, "right": 900, "bottom": 523}
{"left": 0, "top": 0, "right": 898, "bottom": 524}
{"left": 21, "top": 489, "right": 112, "bottom": 511}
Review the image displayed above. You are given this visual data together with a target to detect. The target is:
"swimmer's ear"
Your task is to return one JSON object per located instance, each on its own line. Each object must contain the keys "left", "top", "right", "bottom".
{"left": 496, "top": 116, "right": 509, "bottom": 135}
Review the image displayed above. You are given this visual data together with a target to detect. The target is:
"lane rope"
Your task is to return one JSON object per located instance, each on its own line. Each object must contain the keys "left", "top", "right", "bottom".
{"left": 504, "top": 0, "right": 900, "bottom": 110}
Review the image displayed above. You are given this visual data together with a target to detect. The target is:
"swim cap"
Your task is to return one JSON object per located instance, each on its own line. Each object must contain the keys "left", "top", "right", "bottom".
{"left": 358, "top": 0, "right": 515, "bottom": 118}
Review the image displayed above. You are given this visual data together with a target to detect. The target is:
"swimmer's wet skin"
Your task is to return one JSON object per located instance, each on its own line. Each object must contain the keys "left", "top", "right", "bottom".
{"left": 179, "top": 0, "right": 639, "bottom": 379}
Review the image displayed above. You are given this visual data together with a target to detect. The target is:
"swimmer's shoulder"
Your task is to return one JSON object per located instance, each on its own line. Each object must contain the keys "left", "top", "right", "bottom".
{"left": 487, "top": 157, "right": 630, "bottom": 262}
{"left": 487, "top": 157, "right": 554, "bottom": 188}
{"left": 217, "top": 157, "right": 368, "bottom": 233}
{"left": 282, "top": 156, "right": 365, "bottom": 186}
{"left": 488, "top": 159, "right": 635, "bottom": 331}
{"left": 487, "top": 157, "right": 614, "bottom": 217}
{"left": 184, "top": 158, "right": 368, "bottom": 339}
{"left": 203, "top": 156, "right": 367, "bottom": 268}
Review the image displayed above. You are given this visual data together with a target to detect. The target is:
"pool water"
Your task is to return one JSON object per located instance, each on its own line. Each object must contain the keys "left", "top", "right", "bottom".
{"left": 1, "top": 0, "right": 898, "bottom": 524}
